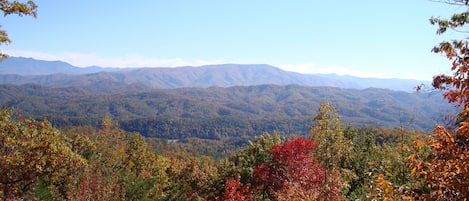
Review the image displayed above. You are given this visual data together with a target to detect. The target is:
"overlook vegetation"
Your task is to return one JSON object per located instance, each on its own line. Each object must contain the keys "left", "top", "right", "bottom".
{"left": 1, "top": 0, "right": 469, "bottom": 200}
{"left": 0, "top": 36, "right": 465, "bottom": 201}
{"left": 0, "top": 77, "right": 465, "bottom": 200}
{"left": 0, "top": 105, "right": 430, "bottom": 200}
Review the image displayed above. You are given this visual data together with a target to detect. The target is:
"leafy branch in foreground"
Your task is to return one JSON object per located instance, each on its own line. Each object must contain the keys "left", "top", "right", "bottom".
{"left": 409, "top": 1, "right": 469, "bottom": 199}
{"left": 0, "top": 0, "right": 37, "bottom": 59}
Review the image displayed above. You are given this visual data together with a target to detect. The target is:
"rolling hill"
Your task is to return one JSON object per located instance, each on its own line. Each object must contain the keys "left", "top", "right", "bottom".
{"left": 0, "top": 57, "right": 448, "bottom": 139}
{"left": 0, "top": 57, "right": 428, "bottom": 91}
{"left": 0, "top": 84, "right": 455, "bottom": 139}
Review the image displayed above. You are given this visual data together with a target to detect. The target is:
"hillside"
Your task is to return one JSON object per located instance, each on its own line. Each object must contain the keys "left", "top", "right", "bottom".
{"left": 0, "top": 57, "right": 428, "bottom": 91}
{"left": 0, "top": 84, "right": 454, "bottom": 139}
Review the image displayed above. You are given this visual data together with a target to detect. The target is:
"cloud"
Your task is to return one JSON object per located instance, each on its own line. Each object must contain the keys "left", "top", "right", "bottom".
{"left": 278, "top": 63, "right": 388, "bottom": 78}
{"left": 5, "top": 50, "right": 424, "bottom": 80}
{"left": 4, "top": 50, "right": 223, "bottom": 68}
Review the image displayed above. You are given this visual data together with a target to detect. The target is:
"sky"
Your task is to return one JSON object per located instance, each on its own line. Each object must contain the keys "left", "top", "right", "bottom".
{"left": 1, "top": 1, "right": 466, "bottom": 80}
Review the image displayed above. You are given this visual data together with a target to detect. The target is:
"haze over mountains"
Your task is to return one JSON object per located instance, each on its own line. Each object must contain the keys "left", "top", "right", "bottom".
{"left": 0, "top": 57, "right": 453, "bottom": 135}
{"left": 0, "top": 57, "right": 427, "bottom": 91}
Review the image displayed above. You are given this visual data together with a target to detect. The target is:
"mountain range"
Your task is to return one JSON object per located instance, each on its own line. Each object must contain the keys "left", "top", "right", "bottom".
{"left": 0, "top": 57, "right": 428, "bottom": 91}
{"left": 0, "top": 57, "right": 452, "bottom": 137}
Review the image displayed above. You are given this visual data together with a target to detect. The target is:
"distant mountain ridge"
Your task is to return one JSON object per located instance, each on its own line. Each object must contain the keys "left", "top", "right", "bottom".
{"left": 0, "top": 57, "right": 124, "bottom": 75}
{"left": 0, "top": 57, "right": 428, "bottom": 91}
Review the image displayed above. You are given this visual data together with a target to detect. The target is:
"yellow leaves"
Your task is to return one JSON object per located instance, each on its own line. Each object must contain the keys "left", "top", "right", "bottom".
{"left": 410, "top": 167, "right": 417, "bottom": 177}
{"left": 100, "top": 115, "right": 113, "bottom": 132}
{"left": 1, "top": 0, "right": 38, "bottom": 17}
{"left": 455, "top": 165, "right": 461, "bottom": 175}
{"left": 310, "top": 102, "right": 354, "bottom": 190}
{"left": 437, "top": 41, "right": 458, "bottom": 59}
{"left": 407, "top": 153, "right": 416, "bottom": 161}
{"left": 0, "top": 110, "right": 88, "bottom": 198}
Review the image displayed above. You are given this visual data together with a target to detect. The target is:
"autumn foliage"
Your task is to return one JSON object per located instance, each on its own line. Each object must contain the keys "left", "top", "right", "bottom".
{"left": 216, "top": 137, "right": 344, "bottom": 200}
{"left": 0, "top": 109, "right": 86, "bottom": 199}
{"left": 407, "top": 1, "right": 469, "bottom": 199}
{"left": 216, "top": 175, "right": 252, "bottom": 201}
{"left": 3, "top": 1, "right": 469, "bottom": 200}
{"left": 409, "top": 125, "right": 469, "bottom": 200}
{"left": 253, "top": 138, "right": 327, "bottom": 199}
{"left": 0, "top": 4, "right": 455, "bottom": 197}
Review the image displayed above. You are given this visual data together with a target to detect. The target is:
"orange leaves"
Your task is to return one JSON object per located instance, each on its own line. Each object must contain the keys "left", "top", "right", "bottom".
{"left": 409, "top": 123, "right": 469, "bottom": 199}
{"left": 376, "top": 176, "right": 393, "bottom": 194}
{"left": 412, "top": 139, "right": 424, "bottom": 150}
{"left": 407, "top": 153, "right": 417, "bottom": 161}
{"left": 368, "top": 175, "right": 397, "bottom": 201}
{"left": 367, "top": 174, "right": 416, "bottom": 201}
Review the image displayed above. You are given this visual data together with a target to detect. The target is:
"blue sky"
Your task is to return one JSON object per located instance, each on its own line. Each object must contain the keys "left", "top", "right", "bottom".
{"left": 1, "top": 1, "right": 465, "bottom": 80}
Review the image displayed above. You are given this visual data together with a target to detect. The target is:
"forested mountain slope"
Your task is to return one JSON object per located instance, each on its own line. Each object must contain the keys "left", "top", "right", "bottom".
{"left": 0, "top": 84, "right": 454, "bottom": 139}
{"left": 0, "top": 57, "right": 427, "bottom": 91}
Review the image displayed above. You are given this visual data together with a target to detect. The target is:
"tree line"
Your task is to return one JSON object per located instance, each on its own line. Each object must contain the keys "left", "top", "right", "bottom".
{"left": 1, "top": 0, "right": 468, "bottom": 199}
{"left": 0, "top": 104, "right": 429, "bottom": 200}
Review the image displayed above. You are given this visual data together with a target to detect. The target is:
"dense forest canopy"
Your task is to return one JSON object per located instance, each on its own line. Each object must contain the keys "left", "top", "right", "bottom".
{"left": 1, "top": 0, "right": 469, "bottom": 200}
{"left": 0, "top": 84, "right": 454, "bottom": 135}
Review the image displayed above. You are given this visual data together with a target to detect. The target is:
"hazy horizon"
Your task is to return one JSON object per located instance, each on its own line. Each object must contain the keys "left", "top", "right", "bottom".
{"left": 2, "top": 1, "right": 462, "bottom": 80}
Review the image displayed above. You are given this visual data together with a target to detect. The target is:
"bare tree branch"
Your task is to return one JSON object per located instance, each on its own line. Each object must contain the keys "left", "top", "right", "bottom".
{"left": 429, "top": 0, "right": 469, "bottom": 6}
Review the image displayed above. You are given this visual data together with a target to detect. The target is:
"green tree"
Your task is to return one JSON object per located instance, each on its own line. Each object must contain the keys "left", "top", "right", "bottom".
{"left": 62, "top": 118, "right": 174, "bottom": 200}
{"left": 342, "top": 126, "right": 378, "bottom": 199}
{"left": 123, "top": 133, "right": 170, "bottom": 199}
{"left": 0, "top": 0, "right": 37, "bottom": 59}
{"left": 167, "top": 152, "right": 218, "bottom": 200}
{"left": 310, "top": 102, "right": 355, "bottom": 193}
{"left": 66, "top": 117, "right": 129, "bottom": 200}
{"left": 228, "top": 132, "right": 283, "bottom": 184}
